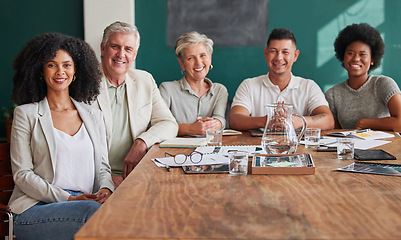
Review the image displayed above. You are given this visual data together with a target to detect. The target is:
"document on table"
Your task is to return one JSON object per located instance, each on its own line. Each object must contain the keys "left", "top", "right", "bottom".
{"left": 195, "top": 145, "right": 265, "bottom": 156}
{"left": 152, "top": 153, "right": 229, "bottom": 167}
{"left": 159, "top": 137, "right": 210, "bottom": 148}
{"left": 352, "top": 131, "right": 394, "bottom": 140}
{"left": 320, "top": 137, "right": 391, "bottom": 150}
{"left": 300, "top": 137, "right": 338, "bottom": 146}
{"left": 327, "top": 129, "right": 394, "bottom": 140}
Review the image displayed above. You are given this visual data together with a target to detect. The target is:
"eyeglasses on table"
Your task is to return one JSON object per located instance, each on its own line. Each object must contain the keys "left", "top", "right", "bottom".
{"left": 165, "top": 151, "right": 203, "bottom": 165}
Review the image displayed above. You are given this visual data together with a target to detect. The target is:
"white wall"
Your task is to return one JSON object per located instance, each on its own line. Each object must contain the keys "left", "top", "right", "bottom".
{"left": 83, "top": 0, "right": 135, "bottom": 64}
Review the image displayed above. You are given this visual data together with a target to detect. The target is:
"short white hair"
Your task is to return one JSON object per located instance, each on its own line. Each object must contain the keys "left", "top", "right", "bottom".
{"left": 102, "top": 21, "right": 140, "bottom": 50}
{"left": 175, "top": 31, "right": 213, "bottom": 59}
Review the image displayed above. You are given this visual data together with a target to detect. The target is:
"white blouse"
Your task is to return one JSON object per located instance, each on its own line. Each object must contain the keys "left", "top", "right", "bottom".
{"left": 52, "top": 124, "right": 95, "bottom": 193}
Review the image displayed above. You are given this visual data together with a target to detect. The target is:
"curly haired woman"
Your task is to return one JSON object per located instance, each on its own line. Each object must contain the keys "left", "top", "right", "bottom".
{"left": 325, "top": 23, "right": 401, "bottom": 131}
{"left": 10, "top": 32, "right": 114, "bottom": 240}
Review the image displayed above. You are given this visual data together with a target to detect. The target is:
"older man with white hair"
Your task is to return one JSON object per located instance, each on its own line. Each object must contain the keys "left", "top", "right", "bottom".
{"left": 93, "top": 21, "right": 178, "bottom": 188}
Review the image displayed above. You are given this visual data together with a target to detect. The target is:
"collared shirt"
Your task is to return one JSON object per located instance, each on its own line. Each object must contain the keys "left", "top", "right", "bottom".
{"left": 159, "top": 78, "right": 228, "bottom": 128}
{"left": 232, "top": 73, "right": 328, "bottom": 116}
{"left": 106, "top": 79, "right": 133, "bottom": 176}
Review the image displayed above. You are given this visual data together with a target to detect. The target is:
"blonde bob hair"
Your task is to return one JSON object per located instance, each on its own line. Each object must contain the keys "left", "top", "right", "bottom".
{"left": 175, "top": 31, "right": 213, "bottom": 59}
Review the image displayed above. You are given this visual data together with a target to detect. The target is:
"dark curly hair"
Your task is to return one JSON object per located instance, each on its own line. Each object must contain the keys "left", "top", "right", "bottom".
{"left": 334, "top": 23, "right": 385, "bottom": 72}
{"left": 12, "top": 32, "right": 102, "bottom": 105}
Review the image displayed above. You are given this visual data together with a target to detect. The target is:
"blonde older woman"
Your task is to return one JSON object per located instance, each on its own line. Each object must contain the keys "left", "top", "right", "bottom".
{"left": 160, "top": 31, "right": 228, "bottom": 136}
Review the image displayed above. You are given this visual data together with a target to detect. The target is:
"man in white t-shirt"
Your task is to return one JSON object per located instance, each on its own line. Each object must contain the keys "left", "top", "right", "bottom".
{"left": 229, "top": 28, "right": 334, "bottom": 130}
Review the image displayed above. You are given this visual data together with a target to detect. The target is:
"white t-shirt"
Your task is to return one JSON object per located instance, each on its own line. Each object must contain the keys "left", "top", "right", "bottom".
{"left": 232, "top": 73, "right": 328, "bottom": 116}
{"left": 52, "top": 124, "right": 95, "bottom": 193}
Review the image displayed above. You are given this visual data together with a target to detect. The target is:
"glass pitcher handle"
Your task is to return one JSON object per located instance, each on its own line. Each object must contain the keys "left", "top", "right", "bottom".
{"left": 292, "top": 113, "right": 307, "bottom": 141}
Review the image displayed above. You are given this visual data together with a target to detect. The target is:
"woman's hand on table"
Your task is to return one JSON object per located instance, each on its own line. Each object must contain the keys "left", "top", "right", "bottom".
{"left": 194, "top": 117, "right": 221, "bottom": 135}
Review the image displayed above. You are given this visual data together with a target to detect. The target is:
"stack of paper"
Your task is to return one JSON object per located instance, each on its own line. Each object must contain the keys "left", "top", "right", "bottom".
{"left": 152, "top": 145, "right": 265, "bottom": 169}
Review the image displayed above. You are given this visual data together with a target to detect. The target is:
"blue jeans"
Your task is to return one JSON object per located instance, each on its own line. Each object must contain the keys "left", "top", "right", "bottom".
{"left": 13, "top": 190, "right": 101, "bottom": 240}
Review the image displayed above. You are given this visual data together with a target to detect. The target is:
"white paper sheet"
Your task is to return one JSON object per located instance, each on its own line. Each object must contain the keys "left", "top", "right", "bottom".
{"left": 152, "top": 153, "right": 229, "bottom": 167}
{"left": 195, "top": 145, "right": 265, "bottom": 156}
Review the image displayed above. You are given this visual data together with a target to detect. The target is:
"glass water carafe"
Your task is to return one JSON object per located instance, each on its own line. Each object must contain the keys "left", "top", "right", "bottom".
{"left": 262, "top": 103, "right": 307, "bottom": 154}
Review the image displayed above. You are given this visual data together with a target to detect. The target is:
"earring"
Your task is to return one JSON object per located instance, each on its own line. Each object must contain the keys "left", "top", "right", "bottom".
{"left": 181, "top": 70, "right": 186, "bottom": 75}
{"left": 73, "top": 75, "right": 76, "bottom": 81}
{"left": 210, "top": 64, "right": 213, "bottom": 70}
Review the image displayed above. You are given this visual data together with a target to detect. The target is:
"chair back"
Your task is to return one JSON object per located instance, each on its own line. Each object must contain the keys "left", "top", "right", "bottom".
{"left": 0, "top": 143, "right": 13, "bottom": 239}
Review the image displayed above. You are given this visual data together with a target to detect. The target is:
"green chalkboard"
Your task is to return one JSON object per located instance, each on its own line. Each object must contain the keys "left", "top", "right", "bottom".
{"left": 166, "top": 0, "right": 268, "bottom": 47}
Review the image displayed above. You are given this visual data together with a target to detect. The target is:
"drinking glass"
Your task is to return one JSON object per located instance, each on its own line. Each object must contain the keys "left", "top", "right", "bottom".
{"left": 228, "top": 151, "right": 248, "bottom": 176}
{"left": 337, "top": 138, "right": 355, "bottom": 160}
{"left": 206, "top": 129, "right": 223, "bottom": 146}
{"left": 305, "top": 128, "right": 321, "bottom": 148}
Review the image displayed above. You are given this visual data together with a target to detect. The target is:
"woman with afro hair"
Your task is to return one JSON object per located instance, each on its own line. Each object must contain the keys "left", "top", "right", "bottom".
{"left": 9, "top": 32, "right": 114, "bottom": 240}
{"left": 325, "top": 23, "right": 401, "bottom": 131}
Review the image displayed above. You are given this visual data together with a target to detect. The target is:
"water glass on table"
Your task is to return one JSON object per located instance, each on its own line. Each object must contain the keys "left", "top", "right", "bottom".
{"left": 304, "top": 128, "right": 321, "bottom": 148}
{"left": 206, "top": 129, "right": 223, "bottom": 146}
{"left": 228, "top": 151, "right": 248, "bottom": 176}
{"left": 337, "top": 138, "right": 355, "bottom": 160}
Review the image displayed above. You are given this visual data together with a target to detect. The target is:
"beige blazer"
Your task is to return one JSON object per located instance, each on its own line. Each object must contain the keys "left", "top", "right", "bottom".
{"left": 93, "top": 68, "right": 178, "bottom": 149}
{"left": 9, "top": 98, "right": 114, "bottom": 214}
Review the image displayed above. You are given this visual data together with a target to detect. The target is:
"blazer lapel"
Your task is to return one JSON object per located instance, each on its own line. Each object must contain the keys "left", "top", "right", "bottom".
{"left": 126, "top": 73, "right": 138, "bottom": 138}
{"left": 38, "top": 98, "right": 57, "bottom": 172}
{"left": 96, "top": 76, "right": 113, "bottom": 145}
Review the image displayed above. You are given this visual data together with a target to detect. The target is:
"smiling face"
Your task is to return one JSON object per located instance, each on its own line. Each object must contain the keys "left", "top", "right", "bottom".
{"left": 343, "top": 41, "right": 373, "bottom": 79}
{"left": 264, "top": 39, "right": 299, "bottom": 79}
{"left": 101, "top": 32, "right": 138, "bottom": 80}
{"left": 43, "top": 49, "right": 75, "bottom": 94}
{"left": 178, "top": 43, "right": 212, "bottom": 83}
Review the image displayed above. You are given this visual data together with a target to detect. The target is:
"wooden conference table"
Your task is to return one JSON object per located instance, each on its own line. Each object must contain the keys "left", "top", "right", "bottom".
{"left": 75, "top": 130, "right": 401, "bottom": 239}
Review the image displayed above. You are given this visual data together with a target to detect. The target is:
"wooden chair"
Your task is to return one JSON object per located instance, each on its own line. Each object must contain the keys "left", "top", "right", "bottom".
{"left": 0, "top": 142, "right": 14, "bottom": 240}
